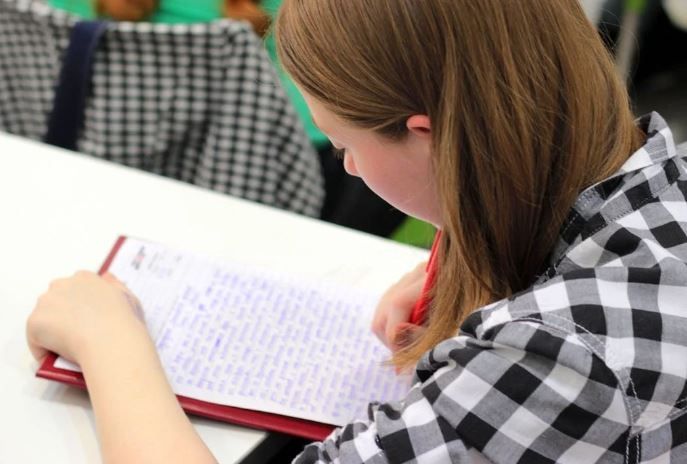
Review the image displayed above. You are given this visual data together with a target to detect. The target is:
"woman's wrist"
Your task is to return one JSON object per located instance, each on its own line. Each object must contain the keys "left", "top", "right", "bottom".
{"left": 78, "top": 320, "right": 156, "bottom": 376}
{"left": 76, "top": 318, "right": 216, "bottom": 464}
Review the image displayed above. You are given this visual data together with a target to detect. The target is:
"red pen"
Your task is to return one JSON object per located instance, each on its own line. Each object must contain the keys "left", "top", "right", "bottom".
{"left": 408, "top": 230, "right": 442, "bottom": 326}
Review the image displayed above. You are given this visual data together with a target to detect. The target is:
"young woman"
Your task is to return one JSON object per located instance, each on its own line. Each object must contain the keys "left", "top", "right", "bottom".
{"left": 27, "top": 0, "right": 687, "bottom": 462}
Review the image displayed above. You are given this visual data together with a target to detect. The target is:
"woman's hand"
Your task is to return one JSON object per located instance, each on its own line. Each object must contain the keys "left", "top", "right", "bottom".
{"left": 26, "top": 271, "right": 148, "bottom": 366}
{"left": 371, "top": 262, "right": 428, "bottom": 351}
{"left": 27, "top": 271, "right": 218, "bottom": 464}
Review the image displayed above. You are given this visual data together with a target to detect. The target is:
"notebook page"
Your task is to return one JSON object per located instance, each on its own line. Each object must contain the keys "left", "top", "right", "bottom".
{"left": 57, "top": 238, "right": 411, "bottom": 426}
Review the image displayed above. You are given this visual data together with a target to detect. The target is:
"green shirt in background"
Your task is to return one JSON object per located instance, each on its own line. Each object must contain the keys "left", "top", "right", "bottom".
{"left": 48, "top": 0, "right": 329, "bottom": 149}
{"left": 49, "top": 0, "right": 94, "bottom": 19}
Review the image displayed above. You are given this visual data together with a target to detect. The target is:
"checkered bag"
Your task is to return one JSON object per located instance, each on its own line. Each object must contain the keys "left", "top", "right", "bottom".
{"left": 0, "top": 0, "right": 324, "bottom": 217}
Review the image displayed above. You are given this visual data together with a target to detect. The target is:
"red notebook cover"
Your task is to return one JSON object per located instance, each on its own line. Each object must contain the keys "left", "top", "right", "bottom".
{"left": 36, "top": 236, "right": 335, "bottom": 442}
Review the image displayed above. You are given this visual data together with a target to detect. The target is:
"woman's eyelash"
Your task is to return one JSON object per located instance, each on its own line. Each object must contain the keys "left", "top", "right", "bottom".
{"left": 333, "top": 148, "right": 346, "bottom": 160}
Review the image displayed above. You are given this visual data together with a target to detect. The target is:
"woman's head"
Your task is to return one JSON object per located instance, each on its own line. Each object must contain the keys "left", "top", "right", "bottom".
{"left": 301, "top": 93, "right": 441, "bottom": 225}
{"left": 277, "top": 0, "right": 642, "bottom": 368}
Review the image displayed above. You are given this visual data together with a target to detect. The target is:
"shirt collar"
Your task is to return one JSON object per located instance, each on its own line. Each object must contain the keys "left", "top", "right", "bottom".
{"left": 545, "top": 112, "right": 682, "bottom": 277}
{"left": 618, "top": 112, "right": 678, "bottom": 174}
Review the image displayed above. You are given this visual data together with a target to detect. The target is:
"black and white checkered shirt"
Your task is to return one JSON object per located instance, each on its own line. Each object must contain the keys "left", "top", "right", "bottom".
{"left": 0, "top": 0, "right": 324, "bottom": 217}
{"left": 296, "top": 113, "right": 687, "bottom": 463}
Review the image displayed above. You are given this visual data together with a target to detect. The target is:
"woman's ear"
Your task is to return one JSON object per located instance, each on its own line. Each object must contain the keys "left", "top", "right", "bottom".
{"left": 406, "top": 115, "right": 431, "bottom": 139}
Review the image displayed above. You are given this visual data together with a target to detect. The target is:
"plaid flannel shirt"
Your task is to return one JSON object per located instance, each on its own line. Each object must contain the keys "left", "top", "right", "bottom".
{"left": 296, "top": 113, "right": 687, "bottom": 463}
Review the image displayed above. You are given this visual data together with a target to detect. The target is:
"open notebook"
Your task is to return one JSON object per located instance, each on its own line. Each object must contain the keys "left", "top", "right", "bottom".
{"left": 37, "top": 236, "right": 412, "bottom": 441}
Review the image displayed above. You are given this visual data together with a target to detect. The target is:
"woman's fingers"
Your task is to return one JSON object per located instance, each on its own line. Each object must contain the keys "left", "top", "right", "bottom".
{"left": 102, "top": 271, "right": 124, "bottom": 287}
{"left": 101, "top": 272, "right": 144, "bottom": 321}
{"left": 26, "top": 271, "right": 147, "bottom": 366}
{"left": 383, "top": 277, "right": 425, "bottom": 347}
{"left": 27, "top": 336, "right": 48, "bottom": 362}
{"left": 390, "top": 322, "right": 427, "bottom": 352}
{"left": 372, "top": 261, "right": 429, "bottom": 348}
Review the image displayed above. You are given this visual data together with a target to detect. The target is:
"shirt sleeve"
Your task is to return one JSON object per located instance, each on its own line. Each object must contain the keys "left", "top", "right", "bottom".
{"left": 293, "top": 320, "right": 631, "bottom": 463}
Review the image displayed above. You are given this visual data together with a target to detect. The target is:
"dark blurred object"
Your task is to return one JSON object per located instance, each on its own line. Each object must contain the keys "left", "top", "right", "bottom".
{"left": 598, "top": 0, "right": 687, "bottom": 89}
{"left": 596, "top": 0, "right": 687, "bottom": 143}
{"left": 263, "top": 436, "right": 309, "bottom": 463}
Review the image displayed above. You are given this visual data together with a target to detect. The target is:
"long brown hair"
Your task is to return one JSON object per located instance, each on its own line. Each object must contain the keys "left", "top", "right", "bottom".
{"left": 95, "top": 0, "right": 270, "bottom": 35}
{"left": 277, "top": 0, "right": 644, "bottom": 369}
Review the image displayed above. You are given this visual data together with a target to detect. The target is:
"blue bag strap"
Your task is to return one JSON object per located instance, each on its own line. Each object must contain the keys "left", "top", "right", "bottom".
{"left": 45, "top": 20, "right": 108, "bottom": 150}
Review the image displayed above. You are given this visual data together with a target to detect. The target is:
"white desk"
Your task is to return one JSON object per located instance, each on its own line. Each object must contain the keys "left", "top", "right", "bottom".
{"left": 0, "top": 133, "right": 428, "bottom": 463}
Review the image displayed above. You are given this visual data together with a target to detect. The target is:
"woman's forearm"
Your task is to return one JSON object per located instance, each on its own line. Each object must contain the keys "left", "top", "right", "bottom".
{"left": 80, "top": 326, "right": 216, "bottom": 464}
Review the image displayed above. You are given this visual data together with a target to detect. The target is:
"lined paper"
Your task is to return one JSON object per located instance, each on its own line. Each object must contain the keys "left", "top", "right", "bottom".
{"left": 57, "top": 238, "right": 411, "bottom": 426}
